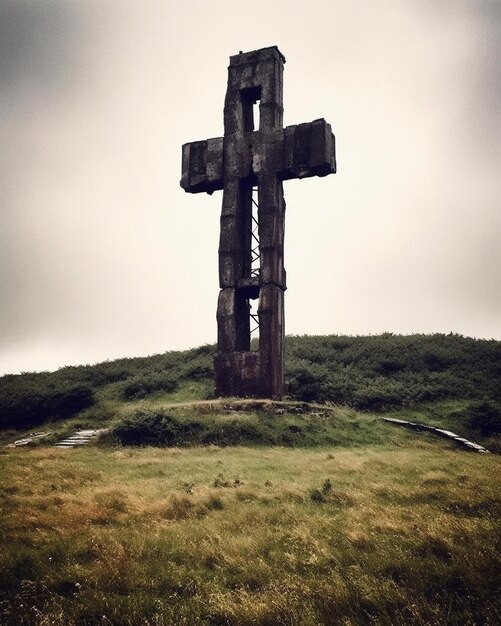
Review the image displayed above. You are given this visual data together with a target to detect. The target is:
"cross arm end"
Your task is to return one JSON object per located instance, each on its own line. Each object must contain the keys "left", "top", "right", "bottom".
{"left": 280, "top": 119, "right": 336, "bottom": 182}
{"left": 180, "top": 137, "right": 224, "bottom": 194}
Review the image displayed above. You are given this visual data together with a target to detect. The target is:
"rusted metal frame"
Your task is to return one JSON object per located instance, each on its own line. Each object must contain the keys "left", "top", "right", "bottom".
{"left": 246, "top": 187, "right": 261, "bottom": 278}
{"left": 250, "top": 310, "right": 260, "bottom": 335}
{"left": 245, "top": 185, "right": 261, "bottom": 335}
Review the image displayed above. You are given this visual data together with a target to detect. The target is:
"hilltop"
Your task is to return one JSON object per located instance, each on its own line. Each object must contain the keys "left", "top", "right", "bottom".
{"left": 0, "top": 333, "right": 499, "bottom": 451}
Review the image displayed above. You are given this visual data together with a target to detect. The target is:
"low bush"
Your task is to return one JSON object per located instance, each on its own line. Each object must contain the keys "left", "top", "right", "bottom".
{"left": 121, "top": 372, "right": 178, "bottom": 400}
{"left": 112, "top": 411, "right": 270, "bottom": 447}
{"left": 466, "top": 401, "right": 501, "bottom": 436}
{"left": 285, "top": 333, "right": 501, "bottom": 412}
{"left": 0, "top": 376, "right": 94, "bottom": 429}
{"left": 2, "top": 334, "right": 500, "bottom": 432}
{"left": 110, "top": 406, "right": 386, "bottom": 448}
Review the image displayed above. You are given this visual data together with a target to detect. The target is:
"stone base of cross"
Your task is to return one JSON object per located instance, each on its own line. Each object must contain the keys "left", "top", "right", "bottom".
{"left": 180, "top": 46, "right": 336, "bottom": 399}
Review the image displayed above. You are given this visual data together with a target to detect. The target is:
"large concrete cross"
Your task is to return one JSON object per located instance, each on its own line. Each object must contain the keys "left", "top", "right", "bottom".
{"left": 180, "top": 46, "right": 336, "bottom": 399}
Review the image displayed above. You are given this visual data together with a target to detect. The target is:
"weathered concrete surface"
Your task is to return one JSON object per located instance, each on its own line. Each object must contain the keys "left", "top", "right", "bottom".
{"left": 382, "top": 418, "right": 490, "bottom": 453}
{"left": 180, "top": 138, "right": 224, "bottom": 194}
{"left": 180, "top": 120, "right": 335, "bottom": 192}
{"left": 180, "top": 46, "right": 336, "bottom": 399}
{"left": 8, "top": 432, "right": 50, "bottom": 447}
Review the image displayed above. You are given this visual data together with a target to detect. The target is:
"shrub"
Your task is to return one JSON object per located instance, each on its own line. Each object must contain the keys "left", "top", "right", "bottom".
{"left": 2, "top": 334, "right": 500, "bottom": 428}
{"left": 285, "top": 334, "right": 501, "bottom": 409}
{"left": 112, "top": 411, "right": 205, "bottom": 446}
{"left": 121, "top": 372, "right": 177, "bottom": 400}
{"left": 0, "top": 377, "right": 94, "bottom": 429}
{"left": 466, "top": 401, "right": 501, "bottom": 436}
{"left": 285, "top": 361, "right": 332, "bottom": 402}
{"left": 376, "top": 359, "right": 404, "bottom": 376}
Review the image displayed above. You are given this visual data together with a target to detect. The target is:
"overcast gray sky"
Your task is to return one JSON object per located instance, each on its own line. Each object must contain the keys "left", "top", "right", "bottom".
{"left": 1, "top": 0, "right": 500, "bottom": 375}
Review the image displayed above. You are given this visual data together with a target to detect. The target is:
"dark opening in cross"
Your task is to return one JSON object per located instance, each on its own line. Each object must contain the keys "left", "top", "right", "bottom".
{"left": 180, "top": 46, "right": 336, "bottom": 399}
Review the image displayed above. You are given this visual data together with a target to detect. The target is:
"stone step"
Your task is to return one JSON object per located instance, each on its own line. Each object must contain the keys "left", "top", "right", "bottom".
{"left": 56, "top": 439, "right": 89, "bottom": 446}
{"left": 54, "top": 429, "right": 107, "bottom": 448}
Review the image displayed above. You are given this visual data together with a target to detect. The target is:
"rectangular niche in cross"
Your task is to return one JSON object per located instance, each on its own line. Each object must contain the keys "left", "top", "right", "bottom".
{"left": 180, "top": 46, "right": 336, "bottom": 399}
{"left": 241, "top": 86, "right": 261, "bottom": 132}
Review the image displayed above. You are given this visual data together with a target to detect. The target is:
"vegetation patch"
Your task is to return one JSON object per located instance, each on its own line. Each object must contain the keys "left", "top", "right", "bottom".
{"left": 1, "top": 334, "right": 500, "bottom": 623}
{"left": 109, "top": 405, "right": 392, "bottom": 449}
{"left": 285, "top": 333, "right": 501, "bottom": 411}
{"left": 0, "top": 444, "right": 499, "bottom": 625}
{"left": 0, "top": 344, "right": 214, "bottom": 431}
{"left": 2, "top": 334, "right": 500, "bottom": 442}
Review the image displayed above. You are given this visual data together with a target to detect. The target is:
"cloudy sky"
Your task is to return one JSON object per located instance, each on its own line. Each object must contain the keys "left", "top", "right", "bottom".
{"left": 1, "top": 0, "right": 500, "bottom": 375}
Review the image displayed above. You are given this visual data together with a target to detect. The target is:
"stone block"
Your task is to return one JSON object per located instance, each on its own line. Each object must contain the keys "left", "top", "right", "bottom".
{"left": 216, "top": 289, "right": 236, "bottom": 352}
{"left": 206, "top": 138, "right": 224, "bottom": 184}
{"left": 281, "top": 119, "right": 336, "bottom": 181}
{"left": 214, "top": 351, "right": 261, "bottom": 397}
{"left": 228, "top": 46, "right": 286, "bottom": 69}
{"left": 180, "top": 138, "right": 223, "bottom": 194}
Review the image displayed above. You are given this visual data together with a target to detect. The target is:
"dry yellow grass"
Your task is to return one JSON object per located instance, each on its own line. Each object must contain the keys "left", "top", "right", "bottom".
{"left": 0, "top": 439, "right": 500, "bottom": 625}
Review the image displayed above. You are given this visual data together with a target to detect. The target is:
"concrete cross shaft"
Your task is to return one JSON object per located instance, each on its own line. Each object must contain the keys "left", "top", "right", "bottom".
{"left": 180, "top": 46, "right": 336, "bottom": 399}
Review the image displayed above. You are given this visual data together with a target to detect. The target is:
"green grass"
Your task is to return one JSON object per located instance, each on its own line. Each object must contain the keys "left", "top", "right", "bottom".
{"left": 2, "top": 334, "right": 500, "bottom": 432}
{"left": 387, "top": 400, "right": 501, "bottom": 454}
{"left": 0, "top": 333, "right": 500, "bottom": 624}
{"left": 109, "top": 403, "right": 393, "bottom": 448}
{"left": 0, "top": 410, "right": 499, "bottom": 625}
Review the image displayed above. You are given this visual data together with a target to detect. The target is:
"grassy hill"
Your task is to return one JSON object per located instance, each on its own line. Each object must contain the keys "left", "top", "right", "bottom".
{"left": 1, "top": 334, "right": 500, "bottom": 625}
{"left": 0, "top": 333, "right": 500, "bottom": 450}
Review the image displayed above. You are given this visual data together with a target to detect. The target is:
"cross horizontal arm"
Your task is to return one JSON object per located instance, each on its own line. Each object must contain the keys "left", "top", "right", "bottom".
{"left": 281, "top": 118, "right": 336, "bottom": 181}
{"left": 180, "top": 118, "right": 335, "bottom": 195}
{"left": 180, "top": 137, "right": 224, "bottom": 194}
